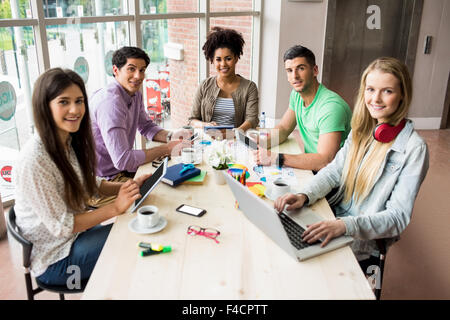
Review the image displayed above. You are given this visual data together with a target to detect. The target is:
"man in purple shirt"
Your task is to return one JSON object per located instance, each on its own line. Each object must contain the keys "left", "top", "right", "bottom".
{"left": 90, "top": 47, "right": 186, "bottom": 184}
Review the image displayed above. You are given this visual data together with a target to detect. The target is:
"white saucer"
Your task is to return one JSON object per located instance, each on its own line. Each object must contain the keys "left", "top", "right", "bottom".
{"left": 128, "top": 216, "right": 167, "bottom": 234}
{"left": 175, "top": 156, "right": 202, "bottom": 165}
{"left": 264, "top": 187, "right": 287, "bottom": 201}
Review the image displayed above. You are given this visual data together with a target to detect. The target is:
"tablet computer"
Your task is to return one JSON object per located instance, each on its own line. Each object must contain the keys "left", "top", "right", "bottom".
{"left": 237, "top": 130, "right": 258, "bottom": 150}
{"left": 130, "top": 157, "right": 168, "bottom": 213}
{"left": 203, "top": 125, "right": 234, "bottom": 130}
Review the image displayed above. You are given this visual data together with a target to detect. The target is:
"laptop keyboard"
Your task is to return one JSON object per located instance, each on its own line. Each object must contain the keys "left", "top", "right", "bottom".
{"left": 278, "top": 212, "right": 318, "bottom": 250}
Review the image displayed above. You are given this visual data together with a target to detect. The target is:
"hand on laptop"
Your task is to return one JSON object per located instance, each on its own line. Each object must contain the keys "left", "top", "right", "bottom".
{"left": 302, "top": 220, "right": 346, "bottom": 248}
{"left": 274, "top": 193, "right": 308, "bottom": 212}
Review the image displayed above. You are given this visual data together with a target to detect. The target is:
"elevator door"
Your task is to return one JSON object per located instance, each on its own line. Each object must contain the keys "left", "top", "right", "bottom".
{"left": 322, "top": 0, "right": 423, "bottom": 109}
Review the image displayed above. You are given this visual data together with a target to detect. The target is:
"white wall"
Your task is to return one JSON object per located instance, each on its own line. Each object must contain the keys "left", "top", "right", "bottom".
{"left": 409, "top": 0, "right": 450, "bottom": 129}
{"left": 259, "top": 0, "right": 328, "bottom": 125}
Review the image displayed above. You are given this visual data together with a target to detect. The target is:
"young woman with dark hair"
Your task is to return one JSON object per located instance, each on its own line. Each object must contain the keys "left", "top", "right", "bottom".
{"left": 189, "top": 27, "right": 259, "bottom": 132}
{"left": 13, "top": 68, "right": 150, "bottom": 287}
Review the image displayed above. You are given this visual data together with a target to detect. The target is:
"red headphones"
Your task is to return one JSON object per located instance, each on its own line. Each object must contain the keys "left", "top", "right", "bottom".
{"left": 373, "top": 119, "right": 406, "bottom": 143}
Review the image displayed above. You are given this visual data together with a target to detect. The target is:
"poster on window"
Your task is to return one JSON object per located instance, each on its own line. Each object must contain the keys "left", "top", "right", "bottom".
{"left": 0, "top": 81, "right": 16, "bottom": 121}
{"left": 0, "top": 146, "right": 18, "bottom": 203}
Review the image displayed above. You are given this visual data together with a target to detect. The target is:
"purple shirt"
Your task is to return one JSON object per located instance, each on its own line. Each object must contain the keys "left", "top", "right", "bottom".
{"left": 90, "top": 79, "right": 163, "bottom": 179}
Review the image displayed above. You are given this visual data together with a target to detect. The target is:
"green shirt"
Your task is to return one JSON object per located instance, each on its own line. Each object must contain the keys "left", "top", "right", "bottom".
{"left": 289, "top": 83, "right": 352, "bottom": 154}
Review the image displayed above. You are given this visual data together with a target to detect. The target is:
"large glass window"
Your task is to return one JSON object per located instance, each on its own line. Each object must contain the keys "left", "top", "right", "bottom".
{"left": 0, "top": 25, "right": 38, "bottom": 203}
{"left": 0, "top": 0, "right": 32, "bottom": 19}
{"left": 141, "top": 18, "right": 199, "bottom": 129}
{"left": 0, "top": 26, "right": 38, "bottom": 150}
{"left": 46, "top": 22, "right": 129, "bottom": 95}
{"left": 210, "top": 0, "right": 253, "bottom": 12}
{"left": 140, "top": 0, "right": 197, "bottom": 14}
{"left": 42, "top": 0, "right": 128, "bottom": 17}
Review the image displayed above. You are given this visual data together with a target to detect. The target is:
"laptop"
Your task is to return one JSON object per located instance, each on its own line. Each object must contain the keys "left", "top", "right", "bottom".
{"left": 236, "top": 129, "right": 258, "bottom": 150}
{"left": 224, "top": 172, "right": 353, "bottom": 261}
{"left": 130, "top": 157, "right": 168, "bottom": 213}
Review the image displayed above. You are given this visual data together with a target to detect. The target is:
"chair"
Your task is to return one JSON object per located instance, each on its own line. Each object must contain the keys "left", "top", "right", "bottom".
{"left": 6, "top": 206, "right": 87, "bottom": 300}
{"left": 374, "top": 239, "right": 387, "bottom": 300}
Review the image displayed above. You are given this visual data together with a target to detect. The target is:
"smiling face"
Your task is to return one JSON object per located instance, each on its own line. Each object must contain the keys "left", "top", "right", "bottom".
{"left": 49, "top": 83, "right": 85, "bottom": 145}
{"left": 212, "top": 47, "right": 238, "bottom": 77}
{"left": 364, "top": 69, "right": 403, "bottom": 124}
{"left": 284, "top": 56, "right": 318, "bottom": 94}
{"left": 113, "top": 58, "right": 148, "bottom": 95}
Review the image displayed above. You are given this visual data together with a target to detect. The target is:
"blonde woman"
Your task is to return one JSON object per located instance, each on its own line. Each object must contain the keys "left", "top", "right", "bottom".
{"left": 274, "top": 57, "right": 429, "bottom": 269}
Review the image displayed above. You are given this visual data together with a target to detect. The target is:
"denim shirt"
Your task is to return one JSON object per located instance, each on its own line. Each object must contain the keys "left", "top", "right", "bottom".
{"left": 298, "top": 120, "right": 429, "bottom": 260}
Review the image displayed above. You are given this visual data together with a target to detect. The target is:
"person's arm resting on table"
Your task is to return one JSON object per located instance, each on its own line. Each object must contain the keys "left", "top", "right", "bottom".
{"left": 255, "top": 106, "right": 344, "bottom": 171}
{"left": 73, "top": 174, "right": 152, "bottom": 233}
{"left": 283, "top": 131, "right": 341, "bottom": 171}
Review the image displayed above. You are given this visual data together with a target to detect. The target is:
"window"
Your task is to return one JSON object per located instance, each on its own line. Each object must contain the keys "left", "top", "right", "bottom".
{"left": 46, "top": 22, "right": 129, "bottom": 96}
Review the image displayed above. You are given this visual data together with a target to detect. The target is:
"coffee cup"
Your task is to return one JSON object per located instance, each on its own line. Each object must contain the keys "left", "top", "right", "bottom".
{"left": 271, "top": 178, "right": 291, "bottom": 199}
{"left": 182, "top": 125, "right": 195, "bottom": 137}
{"left": 137, "top": 205, "right": 160, "bottom": 228}
{"left": 181, "top": 147, "right": 196, "bottom": 164}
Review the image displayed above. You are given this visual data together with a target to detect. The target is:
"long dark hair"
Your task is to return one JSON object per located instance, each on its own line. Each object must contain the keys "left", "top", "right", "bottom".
{"left": 32, "top": 68, "right": 98, "bottom": 211}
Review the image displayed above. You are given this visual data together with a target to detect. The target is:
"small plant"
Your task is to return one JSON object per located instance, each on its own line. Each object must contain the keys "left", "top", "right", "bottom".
{"left": 208, "top": 140, "right": 233, "bottom": 170}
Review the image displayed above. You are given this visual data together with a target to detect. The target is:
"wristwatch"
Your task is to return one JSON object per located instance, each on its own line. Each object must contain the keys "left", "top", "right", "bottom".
{"left": 166, "top": 131, "right": 173, "bottom": 142}
{"left": 276, "top": 153, "right": 285, "bottom": 167}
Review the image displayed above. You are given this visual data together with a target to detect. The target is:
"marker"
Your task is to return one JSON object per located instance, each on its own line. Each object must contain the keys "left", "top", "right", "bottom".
{"left": 140, "top": 246, "right": 172, "bottom": 257}
{"left": 137, "top": 242, "right": 163, "bottom": 251}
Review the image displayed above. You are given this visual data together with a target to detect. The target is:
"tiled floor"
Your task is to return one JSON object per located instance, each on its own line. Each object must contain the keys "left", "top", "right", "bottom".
{"left": 1, "top": 128, "right": 449, "bottom": 300}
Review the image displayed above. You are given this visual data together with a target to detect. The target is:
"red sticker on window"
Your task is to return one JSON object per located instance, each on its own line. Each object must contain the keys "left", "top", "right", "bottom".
{"left": 1, "top": 166, "right": 12, "bottom": 182}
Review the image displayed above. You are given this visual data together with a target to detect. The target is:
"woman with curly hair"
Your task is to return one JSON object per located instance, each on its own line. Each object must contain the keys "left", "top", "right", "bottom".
{"left": 189, "top": 27, "right": 259, "bottom": 131}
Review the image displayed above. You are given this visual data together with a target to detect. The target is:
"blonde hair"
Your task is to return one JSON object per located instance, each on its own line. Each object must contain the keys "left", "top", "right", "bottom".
{"left": 341, "top": 57, "right": 412, "bottom": 204}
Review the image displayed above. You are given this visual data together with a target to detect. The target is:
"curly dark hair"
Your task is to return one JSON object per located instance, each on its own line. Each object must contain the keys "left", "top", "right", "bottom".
{"left": 202, "top": 27, "right": 245, "bottom": 62}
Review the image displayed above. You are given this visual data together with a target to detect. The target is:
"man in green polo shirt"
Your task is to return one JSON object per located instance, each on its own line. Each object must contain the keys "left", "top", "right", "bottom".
{"left": 254, "top": 45, "right": 352, "bottom": 172}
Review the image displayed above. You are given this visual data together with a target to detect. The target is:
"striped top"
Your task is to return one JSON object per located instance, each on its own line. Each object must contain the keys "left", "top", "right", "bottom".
{"left": 211, "top": 97, "right": 235, "bottom": 126}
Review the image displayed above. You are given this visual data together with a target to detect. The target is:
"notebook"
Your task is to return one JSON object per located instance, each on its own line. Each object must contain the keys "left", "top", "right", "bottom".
{"left": 203, "top": 125, "right": 234, "bottom": 130}
{"left": 181, "top": 170, "right": 207, "bottom": 185}
{"left": 162, "top": 163, "right": 201, "bottom": 186}
{"left": 224, "top": 172, "right": 354, "bottom": 261}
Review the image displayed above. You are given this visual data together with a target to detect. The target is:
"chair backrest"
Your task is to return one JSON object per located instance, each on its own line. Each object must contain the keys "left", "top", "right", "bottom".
{"left": 6, "top": 206, "right": 33, "bottom": 269}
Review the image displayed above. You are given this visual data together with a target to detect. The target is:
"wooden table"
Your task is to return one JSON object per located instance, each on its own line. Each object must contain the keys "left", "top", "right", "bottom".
{"left": 83, "top": 136, "right": 375, "bottom": 300}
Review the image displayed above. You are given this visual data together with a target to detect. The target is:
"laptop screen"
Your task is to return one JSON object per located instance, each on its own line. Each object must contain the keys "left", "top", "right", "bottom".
{"left": 130, "top": 157, "right": 168, "bottom": 212}
{"left": 237, "top": 130, "right": 258, "bottom": 150}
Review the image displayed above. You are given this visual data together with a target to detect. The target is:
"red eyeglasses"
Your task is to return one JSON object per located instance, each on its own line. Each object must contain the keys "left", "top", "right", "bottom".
{"left": 187, "top": 225, "right": 221, "bottom": 244}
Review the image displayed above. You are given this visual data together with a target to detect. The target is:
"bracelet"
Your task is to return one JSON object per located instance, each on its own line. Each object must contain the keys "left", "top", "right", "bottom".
{"left": 276, "top": 153, "right": 285, "bottom": 167}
